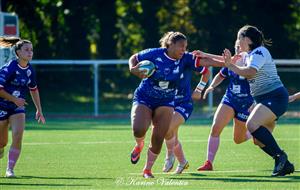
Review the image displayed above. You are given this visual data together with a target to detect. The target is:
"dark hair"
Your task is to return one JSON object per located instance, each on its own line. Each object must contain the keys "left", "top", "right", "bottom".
{"left": 238, "top": 25, "right": 272, "bottom": 50}
{"left": 14, "top": 40, "right": 32, "bottom": 55}
{"left": 159, "top": 31, "right": 187, "bottom": 48}
{"left": 0, "top": 36, "right": 32, "bottom": 55}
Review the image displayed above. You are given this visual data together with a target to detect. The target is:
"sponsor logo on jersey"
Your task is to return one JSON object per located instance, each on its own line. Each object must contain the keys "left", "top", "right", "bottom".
{"left": 0, "top": 110, "right": 7, "bottom": 117}
{"left": 27, "top": 69, "right": 32, "bottom": 77}
{"left": 12, "top": 91, "right": 20, "bottom": 97}
{"left": 173, "top": 66, "right": 179, "bottom": 74}
{"left": 155, "top": 57, "right": 163, "bottom": 62}
{"left": 164, "top": 68, "right": 171, "bottom": 75}
{"left": 254, "top": 50, "right": 264, "bottom": 57}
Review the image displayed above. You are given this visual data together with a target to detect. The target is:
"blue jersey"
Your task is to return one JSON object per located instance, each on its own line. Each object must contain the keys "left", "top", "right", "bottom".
{"left": 135, "top": 48, "right": 197, "bottom": 104}
{"left": 220, "top": 67, "right": 252, "bottom": 99}
{"left": 0, "top": 60, "right": 37, "bottom": 110}
{"left": 175, "top": 66, "right": 206, "bottom": 104}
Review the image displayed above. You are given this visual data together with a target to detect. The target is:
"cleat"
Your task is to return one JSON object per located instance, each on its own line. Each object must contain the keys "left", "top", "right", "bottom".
{"left": 174, "top": 161, "right": 189, "bottom": 174}
{"left": 162, "top": 154, "right": 175, "bottom": 172}
{"left": 143, "top": 169, "right": 154, "bottom": 178}
{"left": 279, "top": 161, "right": 294, "bottom": 176}
{"left": 130, "top": 145, "right": 143, "bottom": 164}
{"left": 5, "top": 169, "right": 16, "bottom": 178}
{"left": 272, "top": 152, "right": 287, "bottom": 176}
{"left": 0, "top": 148, "right": 4, "bottom": 159}
{"left": 197, "top": 160, "right": 213, "bottom": 171}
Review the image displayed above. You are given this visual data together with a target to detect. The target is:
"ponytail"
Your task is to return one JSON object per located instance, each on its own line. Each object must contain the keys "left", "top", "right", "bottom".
{"left": 0, "top": 36, "right": 21, "bottom": 47}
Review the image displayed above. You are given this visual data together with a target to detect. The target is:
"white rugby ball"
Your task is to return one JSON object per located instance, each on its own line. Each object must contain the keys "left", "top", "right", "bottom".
{"left": 138, "top": 60, "right": 155, "bottom": 77}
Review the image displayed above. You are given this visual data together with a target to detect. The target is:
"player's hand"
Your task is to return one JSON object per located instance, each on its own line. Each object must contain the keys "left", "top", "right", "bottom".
{"left": 192, "top": 50, "right": 206, "bottom": 59}
{"left": 203, "top": 86, "right": 214, "bottom": 99}
{"left": 130, "top": 65, "right": 148, "bottom": 79}
{"left": 35, "top": 111, "right": 46, "bottom": 124}
{"left": 13, "top": 98, "right": 28, "bottom": 107}
{"left": 192, "top": 90, "right": 202, "bottom": 101}
{"left": 289, "top": 95, "right": 296, "bottom": 103}
{"left": 223, "top": 49, "right": 232, "bottom": 67}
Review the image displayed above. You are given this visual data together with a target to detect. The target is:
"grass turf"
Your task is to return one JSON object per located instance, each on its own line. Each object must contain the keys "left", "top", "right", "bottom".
{"left": 0, "top": 119, "right": 299, "bottom": 190}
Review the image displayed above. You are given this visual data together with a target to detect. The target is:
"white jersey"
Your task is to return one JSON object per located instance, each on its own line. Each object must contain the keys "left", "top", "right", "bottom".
{"left": 246, "top": 46, "right": 283, "bottom": 97}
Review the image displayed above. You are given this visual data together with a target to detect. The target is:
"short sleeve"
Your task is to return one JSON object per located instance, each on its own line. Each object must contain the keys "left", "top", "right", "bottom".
{"left": 184, "top": 53, "right": 204, "bottom": 72}
{"left": 0, "top": 61, "right": 14, "bottom": 88}
{"left": 137, "top": 48, "right": 160, "bottom": 62}
{"left": 219, "top": 67, "right": 228, "bottom": 78}
{"left": 28, "top": 66, "right": 37, "bottom": 90}
{"left": 248, "top": 49, "right": 266, "bottom": 71}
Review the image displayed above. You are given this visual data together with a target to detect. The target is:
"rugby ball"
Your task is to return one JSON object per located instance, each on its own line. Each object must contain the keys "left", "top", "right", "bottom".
{"left": 138, "top": 60, "right": 155, "bottom": 77}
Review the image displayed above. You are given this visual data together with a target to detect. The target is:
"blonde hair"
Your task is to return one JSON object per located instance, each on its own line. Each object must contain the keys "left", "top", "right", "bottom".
{"left": 159, "top": 31, "right": 187, "bottom": 48}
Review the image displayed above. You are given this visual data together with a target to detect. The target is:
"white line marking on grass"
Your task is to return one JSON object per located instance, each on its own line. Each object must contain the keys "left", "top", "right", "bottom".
{"left": 23, "top": 138, "right": 299, "bottom": 146}
{"left": 129, "top": 170, "right": 258, "bottom": 175}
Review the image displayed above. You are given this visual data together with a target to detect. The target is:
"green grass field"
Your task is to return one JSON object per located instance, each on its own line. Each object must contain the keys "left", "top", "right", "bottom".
{"left": 0, "top": 119, "right": 299, "bottom": 190}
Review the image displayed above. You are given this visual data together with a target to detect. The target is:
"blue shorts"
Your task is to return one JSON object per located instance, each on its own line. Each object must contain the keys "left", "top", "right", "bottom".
{"left": 254, "top": 87, "right": 288, "bottom": 118}
{"left": 221, "top": 95, "right": 254, "bottom": 122}
{"left": 0, "top": 106, "right": 25, "bottom": 121}
{"left": 174, "top": 100, "right": 193, "bottom": 121}
{"left": 133, "top": 91, "right": 174, "bottom": 110}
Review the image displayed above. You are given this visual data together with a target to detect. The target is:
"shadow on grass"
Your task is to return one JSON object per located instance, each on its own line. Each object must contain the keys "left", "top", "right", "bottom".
{"left": 25, "top": 125, "right": 131, "bottom": 131}
{"left": 0, "top": 182, "right": 90, "bottom": 187}
{"left": 168, "top": 172, "right": 300, "bottom": 183}
{"left": 0, "top": 175, "right": 113, "bottom": 187}
{"left": 20, "top": 175, "right": 113, "bottom": 180}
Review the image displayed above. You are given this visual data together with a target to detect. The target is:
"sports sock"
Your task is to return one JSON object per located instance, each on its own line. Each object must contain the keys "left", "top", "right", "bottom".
{"left": 260, "top": 146, "right": 273, "bottom": 157}
{"left": 251, "top": 126, "right": 282, "bottom": 157}
{"left": 135, "top": 136, "right": 145, "bottom": 148}
{"left": 144, "top": 148, "right": 158, "bottom": 171}
{"left": 207, "top": 135, "right": 220, "bottom": 163}
{"left": 246, "top": 130, "right": 252, "bottom": 140}
{"left": 7, "top": 148, "right": 21, "bottom": 170}
{"left": 174, "top": 141, "right": 186, "bottom": 165}
{"left": 165, "top": 136, "right": 176, "bottom": 158}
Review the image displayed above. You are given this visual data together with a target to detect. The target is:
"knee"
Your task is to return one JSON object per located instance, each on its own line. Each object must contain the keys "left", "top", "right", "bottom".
{"left": 246, "top": 120, "right": 258, "bottom": 132}
{"left": 132, "top": 126, "right": 146, "bottom": 138}
{"left": 233, "top": 137, "right": 244, "bottom": 144}
{"left": 165, "top": 130, "right": 174, "bottom": 140}
{"left": 0, "top": 141, "right": 7, "bottom": 148}
{"left": 12, "top": 131, "right": 23, "bottom": 143}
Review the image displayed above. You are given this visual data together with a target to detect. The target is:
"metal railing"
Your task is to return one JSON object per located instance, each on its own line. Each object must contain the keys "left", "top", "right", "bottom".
{"left": 30, "top": 59, "right": 300, "bottom": 116}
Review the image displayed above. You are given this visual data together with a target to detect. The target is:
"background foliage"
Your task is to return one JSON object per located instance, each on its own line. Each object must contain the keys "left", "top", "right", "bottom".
{"left": 2, "top": 0, "right": 300, "bottom": 59}
{"left": 1, "top": 0, "right": 300, "bottom": 115}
